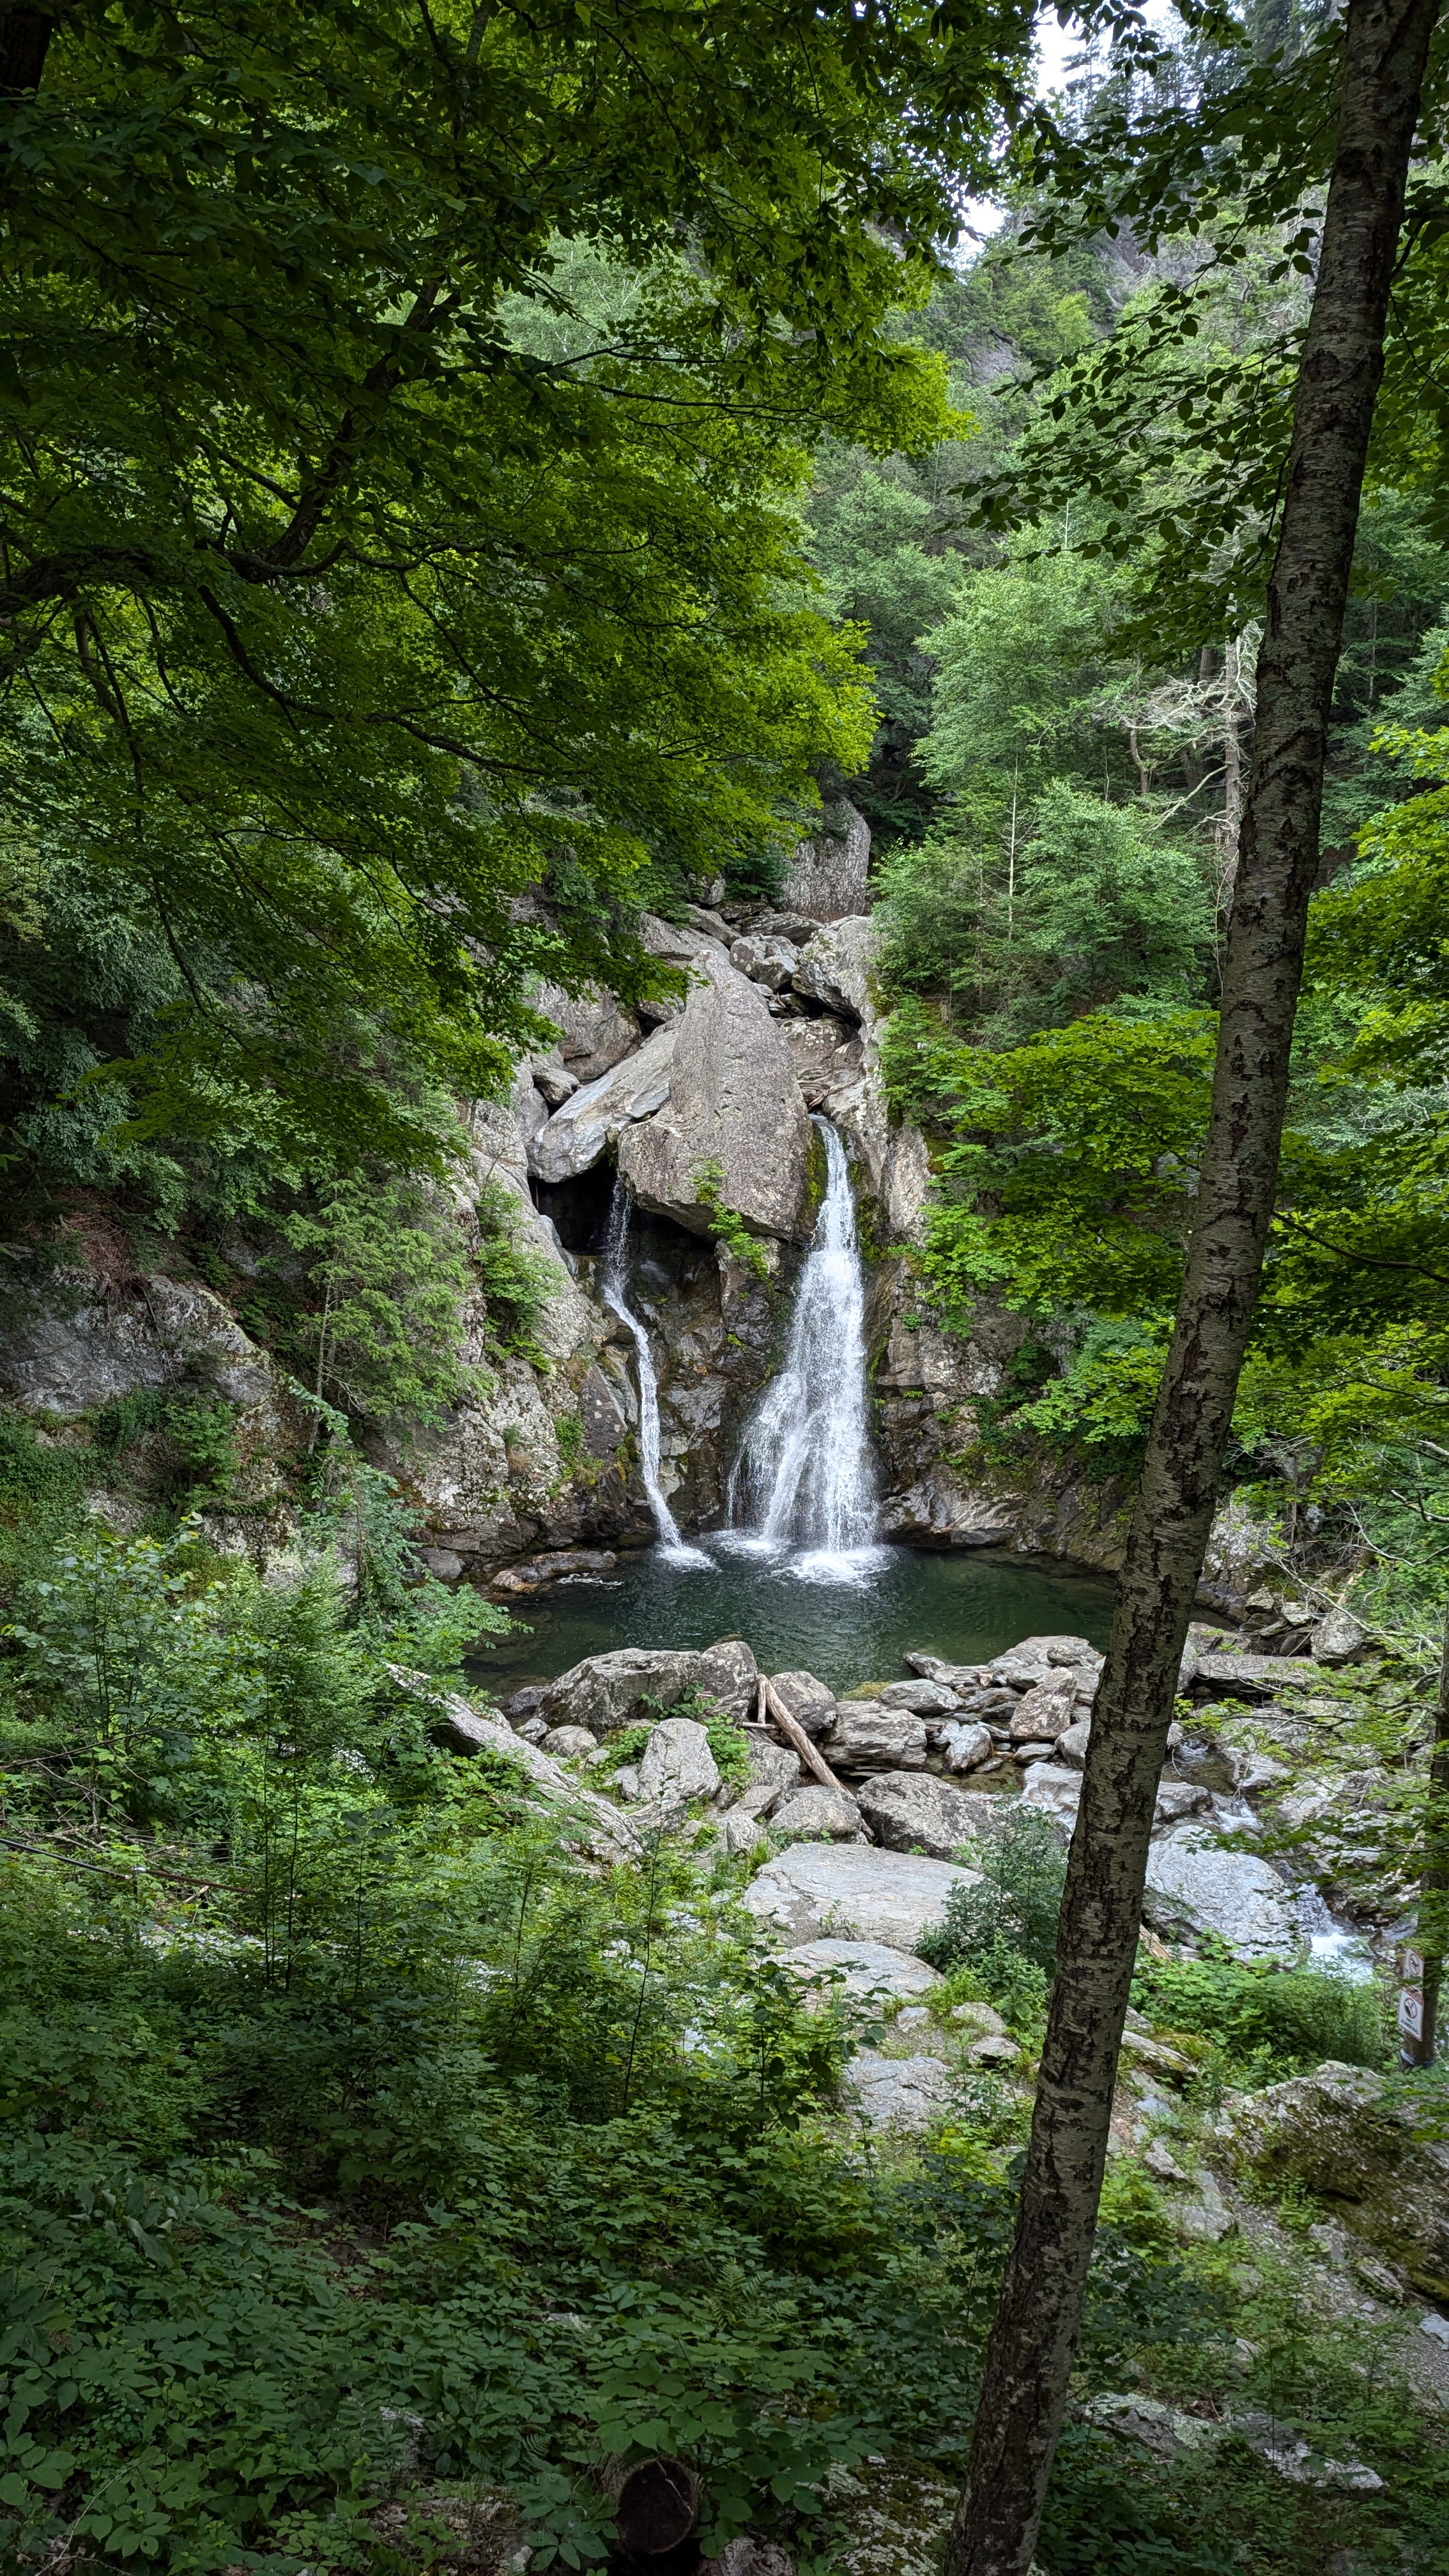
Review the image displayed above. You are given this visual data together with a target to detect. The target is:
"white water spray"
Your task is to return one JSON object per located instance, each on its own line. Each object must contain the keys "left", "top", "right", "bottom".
{"left": 602, "top": 1178, "right": 710, "bottom": 1565}
{"left": 728, "top": 1117, "right": 877, "bottom": 1560}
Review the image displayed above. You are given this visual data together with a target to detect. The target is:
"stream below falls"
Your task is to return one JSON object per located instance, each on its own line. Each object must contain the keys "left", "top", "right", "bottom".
{"left": 468, "top": 1540, "right": 1116, "bottom": 1695}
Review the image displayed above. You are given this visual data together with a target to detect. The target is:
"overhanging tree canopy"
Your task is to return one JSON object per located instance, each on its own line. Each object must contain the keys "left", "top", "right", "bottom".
{"left": 0, "top": 0, "right": 1038, "bottom": 1162}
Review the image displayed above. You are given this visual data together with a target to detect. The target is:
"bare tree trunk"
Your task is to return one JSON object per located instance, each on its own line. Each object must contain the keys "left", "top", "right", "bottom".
{"left": 1217, "top": 638, "right": 1248, "bottom": 908}
{"left": 945, "top": 5, "right": 1442, "bottom": 2570}
{"left": 1413, "top": 1607, "right": 1449, "bottom": 2067}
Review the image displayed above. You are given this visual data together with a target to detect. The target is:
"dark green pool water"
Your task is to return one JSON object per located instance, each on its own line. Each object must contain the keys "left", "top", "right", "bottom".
{"left": 466, "top": 1537, "right": 1116, "bottom": 1697}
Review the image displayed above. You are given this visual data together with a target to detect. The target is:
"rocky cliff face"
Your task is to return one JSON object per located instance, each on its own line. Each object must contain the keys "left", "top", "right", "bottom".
{"left": 1, "top": 807, "right": 1225, "bottom": 1586}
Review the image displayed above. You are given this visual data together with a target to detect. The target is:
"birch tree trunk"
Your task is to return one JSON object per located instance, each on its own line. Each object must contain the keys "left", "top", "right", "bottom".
{"left": 945, "top": 4, "right": 1443, "bottom": 2568}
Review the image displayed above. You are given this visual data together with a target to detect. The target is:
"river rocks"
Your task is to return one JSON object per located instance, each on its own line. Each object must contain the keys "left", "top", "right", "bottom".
{"left": 538, "top": 1725, "right": 598, "bottom": 1759}
{"left": 1191, "top": 1652, "right": 1322, "bottom": 1700}
{"left": 767, "top": 1669, "right": 838, "bottom": 1737}
{"left": 489, "top": 1545, "right": 618, "bottom": 1592}
{"left": 823, "top": 1705, "right": 929, "bottom": 1771}
{"left": 1008, "top": 1678, "right": 1078, "bottom": 1742}
{"left": 1224, "top": 2062, "right": 1449, "bottom": 2295}
{"left": 771, "top": 1784, "right": 868, "bottom": 1842}
{"left": 1153, "top": 1779, "right": 1213, "bottom": 1827}
{"left": 617, "top": 949, "right": 812, "bottom": 1243}
{"left": 541, "top": 1646, "right": 703, "bottom": 1736}
{"left": 530, "top": 1022, "right": 678, "bottom": 1182}
{"left": 992, "top": 1635, "right": 1101, "bottom": 1688}
{"left": 939, "top": 1720, "right": 994, "bottom": 1773}
{"left": 854, "top": 1773, "right": 997, "bottom": 1859}
{"left": 840, "top": 2051, "right": 955, "bottom": 2131}
{"left": 1055, "top": 1718, "right": 1092, "bottom": 1768}
{"left": 638, "top": 1717, "right": 719, "bottom": 1805}
{"left": 1144, "top": 1828, "right": 1298, "bottom": 1961}
{"left": 730, "top": 933, "right": 799, "bottom": 990}
{"left": 792, "top": 915, "right": 876, "bottom": 1023}
{"left": 1020, "top": 1764, "right": 1082, "bottom": 1829}
{"left": 742, "top": 1843, "right": 980, "bottom": 1949}
{"left": 1308, "top": 1606, "right": 1370, "bottom": 1663}
{"left": 742, "top": 1731, "right": 803, "bottom": 1794}
{"left": 879, "top": 1678, "right": 960, "bottom": 1715}
{"left": 788, "top": 1938, "right": 942, "bottom": 2002}
{"left": 698, "top": 1636, "right": 758, "bottom": 1719}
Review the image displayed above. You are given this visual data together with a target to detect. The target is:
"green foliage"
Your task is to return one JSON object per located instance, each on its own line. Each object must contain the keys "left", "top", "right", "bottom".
{"left": 0, "top": 1505, "right": 1242, "bottom": 2573}
{"left": 0, "top": 0, "right": 1029, "bottom": 1165}
{"left": 917, "top": 1804, "right": 1068, "bottom": 2033}
{"left": 1131, "top": 1951, "right": 1391, "bottom": 2082}
{"left": 473, "top": 1181, "right": 560, "bottom": 1365}
{"left": 875, "top": 784, "right": 1214, "bottom": 1036}
{"left": 692, "top": 1160, "right": 772, "bottom": 1282}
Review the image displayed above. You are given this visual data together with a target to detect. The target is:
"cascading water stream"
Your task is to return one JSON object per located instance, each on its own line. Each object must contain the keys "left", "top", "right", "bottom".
{"left": 602, "top": 1178, "right": 709, "bottom": 1565}
{"left": 727, "top": 1116, "right": 877, "bottom": 1563}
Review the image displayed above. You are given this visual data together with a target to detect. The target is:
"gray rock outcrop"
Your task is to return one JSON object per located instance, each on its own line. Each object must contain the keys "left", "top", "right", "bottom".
{"left": 698, "top": 1637, "right": 758, "bottom": 1720}
{"left": 854, "top": 1773, "right": 998, "bottom": 1859}
{"left": 1144, "top": 1828, "right": 1299, "bottom": 1961}
{"left": 530, "top": 1022, "right": 679, "bottom": 1182}
{"left": 787, "top": 1938, "right": 942, "bottom": 2002}
{"left": 781, "top": 796, "right": 871, "bottom": 921}
{"left": 617, "top": 948, "right": 812, "bottom": 1242}
{"left": 1225, "top": 2060, "right": 1449, "bottom": 2294}
{"left": 822, "top": 1705, "right": 929, "bottom": 1771}
{"left": 840, "top": 2051, "right": 955, "bottom": 2132}
{"left": 541, "top": 1647, "right": 703, "bottom": 1737}
{"left": 742, "top": 1843, "right": 981, "bottom": 1950}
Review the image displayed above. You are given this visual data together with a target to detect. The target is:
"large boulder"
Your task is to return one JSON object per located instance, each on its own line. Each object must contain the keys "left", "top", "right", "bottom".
{"left": 1008, "top": 1677, "right": 1078, "bottom": 1742}
{"left": 742, "top": 1731, "right": 802, "bottom": 1794}
{"left": 535, "top": 982, "right": 641, "bottom": 1082}
{"left": 530, "top": 1022, "right": 678, "bottom": 1183}
{"left": 1224, "top": 2062, "right": 1449, "bottom": 2296}
{"left": 730, "top": 933, "right": 798, "bottom": 990}
{"left": 392, "top": 1671, "right": 638, "bottom": 1860}
{"left": 823, "top": 1705, "right": 929, "bottom": 1771}
{"left": 698, "top": 1636, "right": 758, "bottom": 1721}
{"left": 638, "top": 1717, "right": 719, "bottom": 1806}
{"left": 770, "top": 1784, "right": 868, "bottom": 1842}
{"left": 1144, "top": 1828, "right": 1298, "bottom": 1961}
{"left": 854, "top": 1773, "right": 999, "bottom": 1859}
{"left": 1191, "top": 1652, "right": 1322, "bottom": 1700}
{"left": 617, "top": 949, "right": 812, "bottom": 1242}
{"left": 787, "top": 1938, "right": 941, "bottom": 2002}
{"left": 768, "top": 1670, "right": 838, "bottom": 1738}
{"left": 840, "top": 2052, "right": 955, "bottom": 2132}
{"left": 791, "top": 915, "right": 876, "bottom": 1023}
{"left": 781, "top": 796, "right": 871, "bottom": 921}
{"left": 742, "top": 1843, "right": 981, "bottom": 1950}
{"left": 540, "top": 1647, "right": 703, "bottom": 1737}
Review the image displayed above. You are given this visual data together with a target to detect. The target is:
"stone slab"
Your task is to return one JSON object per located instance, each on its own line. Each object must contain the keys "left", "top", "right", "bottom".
{"left": 742, "top": 1842, "right": 980, "bottom": 1951}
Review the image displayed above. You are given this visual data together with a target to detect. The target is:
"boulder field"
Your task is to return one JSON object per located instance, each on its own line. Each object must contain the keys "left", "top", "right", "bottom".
{"left": 480, "top": 1613, "right": 1397, "bottom": 2009}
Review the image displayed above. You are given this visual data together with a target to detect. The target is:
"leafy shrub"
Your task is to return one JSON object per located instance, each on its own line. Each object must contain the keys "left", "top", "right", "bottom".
{"left": 1131, "top": 1951, "right": 1391, "bottom": 2077}
{"left": 692, "top": 1159, "right": 772, "bottom": 1282}
{"left": 917, "top": 1804, "right": 1068, "bottom": 2031}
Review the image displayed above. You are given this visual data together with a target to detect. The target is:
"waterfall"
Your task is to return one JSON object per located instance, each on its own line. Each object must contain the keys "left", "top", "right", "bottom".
{"left": 602, "top": 1177, "right": 709, "bottom": 1563}
{"left": 728, "top": 1117, "right": 877, "bottom": 1558}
